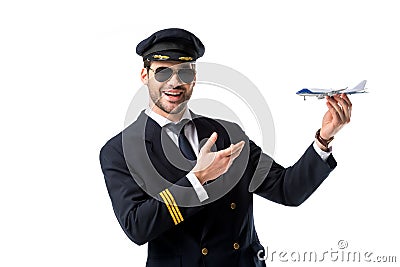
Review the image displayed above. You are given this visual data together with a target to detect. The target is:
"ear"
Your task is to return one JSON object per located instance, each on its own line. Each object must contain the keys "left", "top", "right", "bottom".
{"left": 140, "top": 67, "right": 148, "bottom": 85}
{"left": 192, "top": 72, "right": 197, "bottom": 87}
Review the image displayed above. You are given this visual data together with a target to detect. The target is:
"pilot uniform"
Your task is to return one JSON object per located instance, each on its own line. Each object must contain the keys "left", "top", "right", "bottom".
{"left": 99, "top": 28, "right": 337, "bottom": 267}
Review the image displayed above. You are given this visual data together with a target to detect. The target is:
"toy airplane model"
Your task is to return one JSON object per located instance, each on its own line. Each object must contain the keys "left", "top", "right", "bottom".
{"left": 296, "top": 80, "right": 367, "bottom": 100}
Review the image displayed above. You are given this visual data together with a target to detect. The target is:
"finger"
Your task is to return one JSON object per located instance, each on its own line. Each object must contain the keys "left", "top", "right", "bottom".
{"left": 228, "top": 142, "right": 245, "bottom": 158}
{"left": 341, "top": 94, "right": 352, "bottom": 120}
{"left": 220, "top": 141, "right": 245, "bottom": 157}
{"left": 229, "top": 141, "right": 245, "bottom": 156}
{"left": 229, "top": 146, "right": 244, "bottom": 160}
{"left": 337, "top": 94, "right": 351, "bottom": 123}
{"left": 226, "top": 145, "right": 245, "bottom": 168}
{"left": 219, "top": 142, "right": 241, "bottom": 157}
{"left": 201, "top": 132, "right": 218, "bottom": 152}
{"left": 218, "top": 144, "right": 232, "bottom": 158}
{"left": 333, "top": 94, "right": 345, "bottom": 109}
{"left": 326, "top": 101, "right": 341, "bottom": 124}
{"left": 327, "top": 96, "right": 345, "bottom": 123}
{"left": 220, "top": 143, "right": 245, "bottom": 174}
{"left": 340, "top": 93, "right": 352, "bottom": 108}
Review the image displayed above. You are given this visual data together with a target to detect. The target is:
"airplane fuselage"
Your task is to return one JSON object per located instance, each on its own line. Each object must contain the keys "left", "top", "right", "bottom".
{"left": 296, "top": 80, "right": 367, "bottom": 100}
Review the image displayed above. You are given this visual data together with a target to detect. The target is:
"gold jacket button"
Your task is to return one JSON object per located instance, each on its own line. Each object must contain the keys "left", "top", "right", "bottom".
{"left": 202, "top": 248, "right": 208, "bottom": 255}
{"left": 230, "top": 202, "right": 236, "bottom": 210}
{"left": 233, "top": 242, "right": 240, "bottom": 250}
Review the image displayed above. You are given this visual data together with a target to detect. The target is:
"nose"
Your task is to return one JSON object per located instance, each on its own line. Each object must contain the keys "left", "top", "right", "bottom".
{"left": 166, "top": 71, "right": 183, "bottom": 87}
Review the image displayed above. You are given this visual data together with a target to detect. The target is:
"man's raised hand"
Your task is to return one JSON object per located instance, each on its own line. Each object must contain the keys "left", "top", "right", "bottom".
{"left": 193, "top": 132, "right": 245, "bottom": 185}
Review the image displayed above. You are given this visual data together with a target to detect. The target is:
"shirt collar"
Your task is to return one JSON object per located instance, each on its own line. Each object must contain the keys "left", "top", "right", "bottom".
{"left": 145, "top": 106, "right": 192, "bottom": 127}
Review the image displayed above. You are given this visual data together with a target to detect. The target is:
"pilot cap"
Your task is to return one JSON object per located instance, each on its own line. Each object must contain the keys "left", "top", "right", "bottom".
{"left": 136, "top": 28, "right": 205, "bottom": 62}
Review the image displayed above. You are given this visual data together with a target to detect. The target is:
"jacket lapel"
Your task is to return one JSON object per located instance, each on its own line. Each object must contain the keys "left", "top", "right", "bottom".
{"left": 143, "top": 112, "right": 194, "bottom": 182}
{"left": 191, "top": 113, "right": 226, "bottom": 152}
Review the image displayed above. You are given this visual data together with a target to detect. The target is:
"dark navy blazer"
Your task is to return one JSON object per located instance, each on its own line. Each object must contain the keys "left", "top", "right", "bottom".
{"left": 100, "top": 111, "right": 336, "bottom": 267}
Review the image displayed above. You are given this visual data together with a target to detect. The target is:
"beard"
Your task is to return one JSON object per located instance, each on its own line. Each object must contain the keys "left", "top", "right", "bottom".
{"left": 148, "top": 84, "right": 193, "bottom": 114}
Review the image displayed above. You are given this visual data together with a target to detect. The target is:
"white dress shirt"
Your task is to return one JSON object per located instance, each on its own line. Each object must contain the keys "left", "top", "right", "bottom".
{"left": 145, "top": 108, "right": 332, "bottom": 202}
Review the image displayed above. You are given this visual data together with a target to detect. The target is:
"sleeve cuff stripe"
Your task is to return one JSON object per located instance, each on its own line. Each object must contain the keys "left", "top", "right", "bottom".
{"left": 164, "top": 189, "right": 184, "bottom": 222}
{"left": 162, "top": 189, "right": 183, "bottom": 223}
{"left": 159, "top": 191, "right": 179, "bottom": 225}
{"left": 161, "top": 190, "right": 181, "bottom": 224}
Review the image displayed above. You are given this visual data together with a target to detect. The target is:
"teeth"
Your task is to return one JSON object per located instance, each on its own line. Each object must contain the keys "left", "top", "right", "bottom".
{"left": 164, "top": 92, "right": 182, "bottom": 96}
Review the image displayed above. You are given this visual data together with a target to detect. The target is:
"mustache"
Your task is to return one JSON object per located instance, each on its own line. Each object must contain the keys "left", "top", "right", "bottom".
{"left": 172, "top": 85, "right": 185, "bottom": 90}
{"left": 161, "top": 85, "right": 186, "bottom": 91}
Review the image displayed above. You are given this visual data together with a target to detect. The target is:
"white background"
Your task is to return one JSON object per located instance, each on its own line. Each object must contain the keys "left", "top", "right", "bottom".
{"left": 1, "top": 0, "right": 399, "bottom": 266}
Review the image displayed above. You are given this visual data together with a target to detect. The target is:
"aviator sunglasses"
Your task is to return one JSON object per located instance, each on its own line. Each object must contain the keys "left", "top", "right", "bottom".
{"left": 148, "top": 66, "right": 196, "bottom": 84}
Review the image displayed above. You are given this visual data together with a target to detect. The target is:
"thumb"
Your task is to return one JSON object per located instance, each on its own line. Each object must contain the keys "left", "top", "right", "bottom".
{"left": 201, "top": 132, "right": 218, "bottom": 152}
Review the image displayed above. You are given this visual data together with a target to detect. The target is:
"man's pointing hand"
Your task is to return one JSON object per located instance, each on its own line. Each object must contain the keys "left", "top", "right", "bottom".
{"left": 193, "top": 132, "right": 245, "bottom": 185}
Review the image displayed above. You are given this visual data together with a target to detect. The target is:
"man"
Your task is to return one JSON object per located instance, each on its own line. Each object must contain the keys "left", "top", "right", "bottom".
{"left": 100, "top": 28, "right": 352, "bottom": 267}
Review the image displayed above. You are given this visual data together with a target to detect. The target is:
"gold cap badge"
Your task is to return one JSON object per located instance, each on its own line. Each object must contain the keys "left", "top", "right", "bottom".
{"left": 153, "top": 55, "right": 170, "bottom": 60}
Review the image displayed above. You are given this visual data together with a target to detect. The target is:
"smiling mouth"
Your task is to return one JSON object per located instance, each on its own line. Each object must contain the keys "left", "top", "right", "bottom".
{"left": 163, "top": 91, "right": 183, "bottom": 97}
{"left": 162, "top": 89, "right": 185, "bottom": 103}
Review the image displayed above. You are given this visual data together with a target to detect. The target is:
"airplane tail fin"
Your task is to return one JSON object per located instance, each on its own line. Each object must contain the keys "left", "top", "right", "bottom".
{"left": 342, "top": 80, "right": 367, "bottom": 93}
{"left": 352, "top": 80, "right": 367, "bottom": 91}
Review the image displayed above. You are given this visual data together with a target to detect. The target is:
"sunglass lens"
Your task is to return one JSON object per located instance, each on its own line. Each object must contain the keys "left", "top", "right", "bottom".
{"left": 178, "top": 69, "right": 196, "bottom": 83}
{"left": 154, "top": 67, "right": 173, "bottom": 82}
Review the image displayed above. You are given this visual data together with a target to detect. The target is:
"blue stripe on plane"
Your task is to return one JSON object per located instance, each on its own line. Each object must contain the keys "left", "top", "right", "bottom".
{"left": 296, "top": 88, "right": 317, "bottom": 94}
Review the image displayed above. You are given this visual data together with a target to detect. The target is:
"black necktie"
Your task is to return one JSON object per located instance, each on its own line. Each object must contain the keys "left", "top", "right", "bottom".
{"left": 168, "top": 120, "right": 197, "bottom": 160}
{"left": 178, "top": 127, "right": 197, "bottom": 160}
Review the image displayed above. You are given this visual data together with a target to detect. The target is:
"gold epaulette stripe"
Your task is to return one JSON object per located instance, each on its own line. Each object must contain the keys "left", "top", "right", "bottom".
{"left": 164, "top": 189, "right": 184, "bottom": 222}
{"left": 162, "top": 190, "right": 181, "bottom": 224}
{"left": 159, "top": 191, "right": 178, "bottom": 225}
{"left": 160, "top": 189, "right": 184, "bottom": 225}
